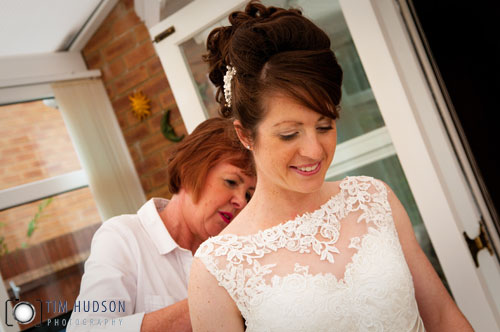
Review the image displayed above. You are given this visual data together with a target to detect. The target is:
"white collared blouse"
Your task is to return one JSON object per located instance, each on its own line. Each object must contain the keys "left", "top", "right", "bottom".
{"left": 68, "top": 198, "right": 193, "bottom": 331}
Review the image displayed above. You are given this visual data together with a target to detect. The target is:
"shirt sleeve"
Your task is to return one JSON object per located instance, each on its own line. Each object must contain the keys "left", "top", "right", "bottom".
{"left": 67, "top": 217, "right": 145, "bottom": 331}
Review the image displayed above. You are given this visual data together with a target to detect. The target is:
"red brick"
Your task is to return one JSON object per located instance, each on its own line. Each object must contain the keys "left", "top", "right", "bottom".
{"left": 137, "top": 154, "right": 162, "bottom": 175}
{"left": 169, "top": 106, "right": 183, "bottom": 125}
{"left": 9, "top": 136, "right": 29, "bottom": 145}
{"left": 146, "top": 56, "right": 163, "bottom": 76}
{"left": 102, "top": 58, "right": 126, "bottom": 81}
{"left": 148, "top": 97, "right": 162, "bottom": 117}
{"left": 125, "top": 106, "right": 143, "bottom": 127}
{"left": 123, "top": 122, "right": 150, "bottom": 145}
{"left": 83, "top": 24, "right": 113, "bottom": 55}
{"left": 105, "top": 83, "right": 116, "bottom": 100}
{"left": 135, "top": 25, "right": 151, "bottom": 43}
{"left": 16, "top": 153, "right": 36, "bottom": 162}
{"left": 123, "top": 0, "right": 134, "bottom": 10}
{"left": 84, "top": 51, "right": 103, "bottom": 69}
{"left": 140, "top": 132, "right": 170, "bottom": 157}
{"left": 151, "top": 168, "right": 169, "bottom": 188}
{"left": 128, "top": 145, "right": 141, "bottom": 164}
{"left": 146, "top": 186, "right": 172, "bottom": 200}
{"left": 32, "top": 160, "right": 45, "bottom": 167}
{"left": 0, "top": 175, "right": 21, "bottom": 188}
{"left": 148, "top": 111, "right": 163, "bottom": 133}
{"left": 111, "top": 11, "right": 141, "bottom": 37}
{"left": 23, "top": 169, "right": 43, "bottom": 178}
{"left": 124, "top": 42, "right": 156, "bottom": 69}
{"left": 114, "top": 65, "right": 148, "bottom": 95}
{"left": 172, "top": 121, "right": 188, "bottom": 138}
{"left": 115, "top": 109, "right": 129, "bottom": 128}
{"left": 158, "top": 89, "right": 176, "bottom": 109}
{"left": 140, "top": 176, "right": 152, "bottom": 193}
{"left": 111, "top": 94, "right": 130, "bottom": 114}
{"left": 142, "top": 75, "right": 169, "bottom": 97}
{"left": 103, "top": 33, "right": 136, "bottom": 62}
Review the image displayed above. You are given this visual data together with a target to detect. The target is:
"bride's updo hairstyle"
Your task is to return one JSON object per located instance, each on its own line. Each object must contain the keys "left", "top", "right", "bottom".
{"left": 204, "top": 0, "right": 343, "bottom": 139}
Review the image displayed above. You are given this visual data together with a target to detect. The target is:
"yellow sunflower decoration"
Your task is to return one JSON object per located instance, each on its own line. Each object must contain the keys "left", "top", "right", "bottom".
{"left": 129, "top": 91, "right": 151, "bottom": 120}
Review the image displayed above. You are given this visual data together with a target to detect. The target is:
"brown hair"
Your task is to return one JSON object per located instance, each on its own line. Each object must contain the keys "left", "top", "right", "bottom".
{"left": 204, "top": 1, "right": 343, "bottom": 139}
{"left": 166, "top": 117, "right": 255, "bottom": 202}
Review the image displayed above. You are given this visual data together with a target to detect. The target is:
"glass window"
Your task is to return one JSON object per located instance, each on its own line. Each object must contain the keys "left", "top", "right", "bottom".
{"left": 0, "top": 100, "right": 101, "bottom": 330}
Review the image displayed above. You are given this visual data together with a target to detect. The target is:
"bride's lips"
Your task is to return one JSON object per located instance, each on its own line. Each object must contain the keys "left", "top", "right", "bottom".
{"left": 218, "top": 211, "right": 234, "bottom": 224}
{"left": 290, "top": 162, "right": 321, "bottom": 176}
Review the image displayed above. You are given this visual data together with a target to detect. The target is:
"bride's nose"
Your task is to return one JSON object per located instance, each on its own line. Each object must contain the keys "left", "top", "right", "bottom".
{"left": 298, "top": 132, "right": 323, "bottom": 160}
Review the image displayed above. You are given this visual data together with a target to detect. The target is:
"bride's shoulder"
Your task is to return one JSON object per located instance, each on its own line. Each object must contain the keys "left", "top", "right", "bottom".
{"left": 323, "top": 175, "right": 390, "bottom": 197}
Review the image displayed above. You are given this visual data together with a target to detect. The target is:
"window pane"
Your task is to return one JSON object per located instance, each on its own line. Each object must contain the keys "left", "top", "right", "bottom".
{"left": 180, "top": 35, "right": 221, "bottom": 118}
{"left": 0, "top": 100, "right": 82, "bottom": 190}
{"left": 0, "top": 187, "right": 101, "bottom": 330}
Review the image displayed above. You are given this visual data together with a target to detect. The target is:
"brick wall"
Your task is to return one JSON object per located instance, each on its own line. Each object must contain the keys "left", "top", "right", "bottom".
{"left": 0, "top": 101, "right": 101, "bottom": 251}
{"left": 81, "top": 0, "right": 187, "bottom": 200}
{"left": 0, "top": 101, "right": 81, "bottom": 190}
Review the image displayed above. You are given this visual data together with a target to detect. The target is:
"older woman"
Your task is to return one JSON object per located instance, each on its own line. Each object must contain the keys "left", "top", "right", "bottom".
{"left": 68, "top": 118, "right": 255, "bottom": 331}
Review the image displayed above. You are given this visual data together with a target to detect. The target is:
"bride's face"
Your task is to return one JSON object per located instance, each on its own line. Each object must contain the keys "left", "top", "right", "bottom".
{"left": 252, "top": 94, "right": 337, "bottom": 194}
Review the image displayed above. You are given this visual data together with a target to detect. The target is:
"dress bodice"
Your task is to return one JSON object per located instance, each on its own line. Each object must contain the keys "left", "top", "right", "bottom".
{"left": 195, "top": 176, "right": 424, "bottom": 331}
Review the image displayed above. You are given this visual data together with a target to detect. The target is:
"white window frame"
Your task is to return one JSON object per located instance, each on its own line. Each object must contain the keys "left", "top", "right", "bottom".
{"left": 0, "top": 53, "right": 96, "bottom": 209}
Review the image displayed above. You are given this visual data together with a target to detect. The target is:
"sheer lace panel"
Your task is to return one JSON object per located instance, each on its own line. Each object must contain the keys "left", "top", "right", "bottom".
{"left": 195, "top": 176, "right": 424, "bottom": 332}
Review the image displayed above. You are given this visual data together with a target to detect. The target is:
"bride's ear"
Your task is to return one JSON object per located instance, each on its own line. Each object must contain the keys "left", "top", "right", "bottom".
{"left": 233, "top": 120, "right": 253, "bottom": 150}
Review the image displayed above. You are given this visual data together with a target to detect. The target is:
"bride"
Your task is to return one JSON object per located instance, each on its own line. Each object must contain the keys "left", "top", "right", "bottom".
{"left": 188, "top": 1, "right": 473, "bottom": 331}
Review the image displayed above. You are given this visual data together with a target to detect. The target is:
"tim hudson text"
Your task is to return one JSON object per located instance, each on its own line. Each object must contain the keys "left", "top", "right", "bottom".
{"left": 46, "top": 300, "right": 126, "bottom": 313}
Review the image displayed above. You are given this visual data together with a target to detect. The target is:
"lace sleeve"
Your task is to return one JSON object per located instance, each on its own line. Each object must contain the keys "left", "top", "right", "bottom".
{"left": 195, "top": 234, "right": 276, "bottom": 317}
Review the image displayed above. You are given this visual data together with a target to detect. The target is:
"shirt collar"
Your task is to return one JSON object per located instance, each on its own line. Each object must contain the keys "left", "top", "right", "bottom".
{"left": 138, "top": 198, "right": 179, "bottom": 255}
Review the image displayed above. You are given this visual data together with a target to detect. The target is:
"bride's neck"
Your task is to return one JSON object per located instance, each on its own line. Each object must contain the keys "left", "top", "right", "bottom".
{"left": 245, "top": 179, "right": 332, "bottom": 228}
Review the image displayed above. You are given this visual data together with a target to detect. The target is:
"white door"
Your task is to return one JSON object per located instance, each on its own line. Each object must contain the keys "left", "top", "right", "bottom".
{"left": 151, "top": 0, "right": 500, "bottom": 330}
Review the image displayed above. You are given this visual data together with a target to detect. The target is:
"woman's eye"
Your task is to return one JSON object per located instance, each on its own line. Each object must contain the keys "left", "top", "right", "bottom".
{"left": 279, "top": 132, "right": 298, "bottom": 141}
{"left": 245, "top": 191, "right": 252, "bottom": 202}
{"left": 225, "top": 179, "right": 237, "bottom": 187}
{"left": 317, "top": 126, "right": 333, "bottom": 132}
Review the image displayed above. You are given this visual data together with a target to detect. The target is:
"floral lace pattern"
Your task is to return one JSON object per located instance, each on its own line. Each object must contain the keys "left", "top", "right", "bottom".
{"left": 195, "top": 176, "right": 424, "bottom": 331}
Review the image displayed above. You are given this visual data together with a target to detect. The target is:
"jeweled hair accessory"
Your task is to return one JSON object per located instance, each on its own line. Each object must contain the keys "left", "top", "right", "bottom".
{"left": 223, "top": 65, "right": 237, "bottom": 107}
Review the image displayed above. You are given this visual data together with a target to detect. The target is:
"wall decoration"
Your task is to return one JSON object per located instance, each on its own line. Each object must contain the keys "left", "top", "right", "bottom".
{"left": 161, "top": 109, "right": 184, "bottom": 142}
{"left": 129, "top": 91, "right": 151, "bottom": 120}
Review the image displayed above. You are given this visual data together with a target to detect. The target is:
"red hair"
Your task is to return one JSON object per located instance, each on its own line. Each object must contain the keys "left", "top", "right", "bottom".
{"left": 166, "top": 117, "right": 255, "bottom": 203}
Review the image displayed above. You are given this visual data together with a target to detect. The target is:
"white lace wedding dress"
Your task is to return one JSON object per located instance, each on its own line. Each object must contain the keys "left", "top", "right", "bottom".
{"left": 195, "top": 176, "right": 425, "bottom": 331}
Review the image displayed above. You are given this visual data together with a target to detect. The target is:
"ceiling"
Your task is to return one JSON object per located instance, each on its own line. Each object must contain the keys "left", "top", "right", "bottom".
{"left": 0, "top": 0, "right": 102, "bottom": 57}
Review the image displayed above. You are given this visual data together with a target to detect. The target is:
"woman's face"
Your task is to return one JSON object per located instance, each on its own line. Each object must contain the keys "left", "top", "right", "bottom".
{"left": 252, "top": 94, "right": 337, "bottom": 195}
{"left": 188, "top": 161, "right": 256, "bottom": 239}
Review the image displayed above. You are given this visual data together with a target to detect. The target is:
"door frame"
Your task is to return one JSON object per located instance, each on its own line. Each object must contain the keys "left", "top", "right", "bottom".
{"left": 340, "top": 0, "right": 500, "bottom": 329}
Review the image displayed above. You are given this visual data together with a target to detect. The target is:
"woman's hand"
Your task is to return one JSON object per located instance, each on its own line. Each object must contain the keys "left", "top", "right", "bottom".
{"left": 141, "top": 299, "right": 191, "bottom": 332}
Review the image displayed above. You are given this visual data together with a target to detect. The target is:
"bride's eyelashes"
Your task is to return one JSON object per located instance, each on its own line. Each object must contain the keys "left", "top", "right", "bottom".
{"left": 279, "top": 132, "right": 299, "bottom": 141}
{"left": 278, "top": 126, "right": 334, "bottom": 141}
